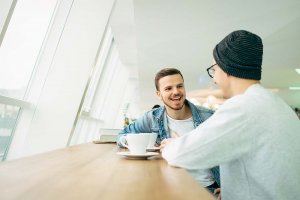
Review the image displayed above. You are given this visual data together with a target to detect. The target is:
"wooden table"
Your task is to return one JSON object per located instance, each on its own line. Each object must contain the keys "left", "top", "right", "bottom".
{"left": 0, "top": 143, "right": 214, "bottom": 200}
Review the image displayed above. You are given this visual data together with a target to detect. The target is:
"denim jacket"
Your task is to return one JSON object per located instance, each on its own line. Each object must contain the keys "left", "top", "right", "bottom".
{"left": 117, "top": 100, "right": 214, "bottom": 146}
{"left": 117, "top": 100, "right": 220, "bottom": 187}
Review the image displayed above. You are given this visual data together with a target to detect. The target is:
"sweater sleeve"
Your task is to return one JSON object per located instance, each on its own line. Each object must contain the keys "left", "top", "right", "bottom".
{"left": 162, "top": 96, "right": 258, "bottom": 170}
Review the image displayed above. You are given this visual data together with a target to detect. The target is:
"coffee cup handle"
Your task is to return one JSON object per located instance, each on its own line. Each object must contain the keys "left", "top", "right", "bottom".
{"left": 120, "top": 135, "right": 129, "bottom": 149}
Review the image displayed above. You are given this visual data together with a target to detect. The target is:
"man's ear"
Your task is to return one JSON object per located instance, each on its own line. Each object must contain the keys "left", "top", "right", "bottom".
{"left": 156, "top": 90, "right": 162, "bottom": 100}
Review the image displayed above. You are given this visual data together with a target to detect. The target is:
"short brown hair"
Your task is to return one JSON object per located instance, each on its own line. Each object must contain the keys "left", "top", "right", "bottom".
{"left": 154, "top": 68, "right": 184, "bottom": 91}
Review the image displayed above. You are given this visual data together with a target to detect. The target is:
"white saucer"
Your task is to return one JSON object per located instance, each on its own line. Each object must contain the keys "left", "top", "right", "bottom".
{"left": 147, "top": 146, "right": 160, "bottom": 152}
{"left": 117, "top": 151, "right": 159, "bottom": 158}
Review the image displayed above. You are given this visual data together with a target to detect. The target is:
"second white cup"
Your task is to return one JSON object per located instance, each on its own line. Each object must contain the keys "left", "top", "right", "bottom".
{"left": 146, "top": 133, "right": 158, "bottom": 148}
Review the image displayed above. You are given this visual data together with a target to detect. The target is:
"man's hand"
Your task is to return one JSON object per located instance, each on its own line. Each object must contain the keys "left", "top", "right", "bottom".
{"left": 159, "top": 131, "right": 179, "bottom": 152}
{"left": 159, "top": 138, "right": 175, "bottom": 152}
{"left": 170, "top": 131, "right": 179, "bottom": 138}
{"left": 214, "top": 188, "right": 221, "bottom": 200}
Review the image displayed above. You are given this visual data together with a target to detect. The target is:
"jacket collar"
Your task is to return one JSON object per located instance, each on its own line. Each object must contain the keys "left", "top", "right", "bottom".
{"left": 153, "top": 99, "right": 200, "bottom": 124}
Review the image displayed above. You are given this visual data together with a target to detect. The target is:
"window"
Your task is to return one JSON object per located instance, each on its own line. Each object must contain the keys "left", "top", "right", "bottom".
{"left": 1, "top": 0, "right": 118, "bottom": 159}
{"left": 69, "top": 27, "right": 133, "bottom": 145}
{"left": 69, "top": 27, "right": 118, "bottom": 145}
{"left": 0, "top": 1, "right": 58, "bottom": 99}
{"left": 0, "top": 0, "right": 59, "bottom": 160}
{"left": 0, "top": 103, "right": 20, "bottom": 160}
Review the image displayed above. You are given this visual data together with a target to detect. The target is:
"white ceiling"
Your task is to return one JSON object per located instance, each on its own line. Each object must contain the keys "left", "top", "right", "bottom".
{"left": 111, "top": 0, "right": 300, "bottom": 110}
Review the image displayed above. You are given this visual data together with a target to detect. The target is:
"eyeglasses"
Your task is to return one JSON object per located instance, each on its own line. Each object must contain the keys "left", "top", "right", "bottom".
{"left": 206, "top": 64, "right": 217, "bottom": 78}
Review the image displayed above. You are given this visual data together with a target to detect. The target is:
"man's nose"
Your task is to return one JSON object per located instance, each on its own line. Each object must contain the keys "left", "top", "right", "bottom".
{"left": 172, "top": 88, "right": 180, "bottom": 94}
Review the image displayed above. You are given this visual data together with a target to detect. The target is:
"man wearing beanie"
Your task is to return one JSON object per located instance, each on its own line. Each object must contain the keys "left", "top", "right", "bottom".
{"left": 161, "top": 30, "right": 300, "bottom": 200}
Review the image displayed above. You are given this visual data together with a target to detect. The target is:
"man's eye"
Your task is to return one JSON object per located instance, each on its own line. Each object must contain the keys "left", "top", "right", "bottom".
{"left": 165, "top": 88, "right": 171, "bottom": 91}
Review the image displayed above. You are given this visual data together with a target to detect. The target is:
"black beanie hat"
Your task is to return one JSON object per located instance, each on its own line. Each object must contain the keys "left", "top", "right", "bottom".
{"left": 213, "top": 30, "right": 263, "bottom": 80}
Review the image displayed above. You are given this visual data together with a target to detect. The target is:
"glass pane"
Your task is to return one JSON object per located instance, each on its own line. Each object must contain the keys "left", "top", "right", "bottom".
{"left": 0, "top": 103, "right": 20, "bottom": 161}
{"left": 0, "top": 1, "right": 58, "bottom": 99}
{"left": 68, "top": 28, "right": 114, "bottom": 145}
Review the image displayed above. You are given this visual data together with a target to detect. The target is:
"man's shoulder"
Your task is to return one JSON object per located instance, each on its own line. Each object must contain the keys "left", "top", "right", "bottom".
{"left": 197, "top": 106, "right": 215, "bottom": 115}
{"left": 142, "top": 106, "right": 164, "bottom": 119}
{"left": 150, "top": 106, "right": 165, "bottom": 117}
{"left": 191, "top": 104, "right": 215, "bottom": 114}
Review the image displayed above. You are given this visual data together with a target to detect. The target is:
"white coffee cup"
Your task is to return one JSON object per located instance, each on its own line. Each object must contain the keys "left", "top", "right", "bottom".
{"left": 146, "top": 133, "right": 158, "bottom": 148}
{"left": 124, "top": 133, "right": 150, "bottom": 155}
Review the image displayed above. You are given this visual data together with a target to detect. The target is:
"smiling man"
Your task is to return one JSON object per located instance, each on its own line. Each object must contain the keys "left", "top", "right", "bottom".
{"left": 117, "top": 68, "right": 220, "bottom": 193}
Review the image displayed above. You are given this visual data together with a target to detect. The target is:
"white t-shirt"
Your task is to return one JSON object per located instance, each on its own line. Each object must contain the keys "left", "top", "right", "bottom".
{"left": 167, "top": 115, "right": 215, "bottom": 187}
